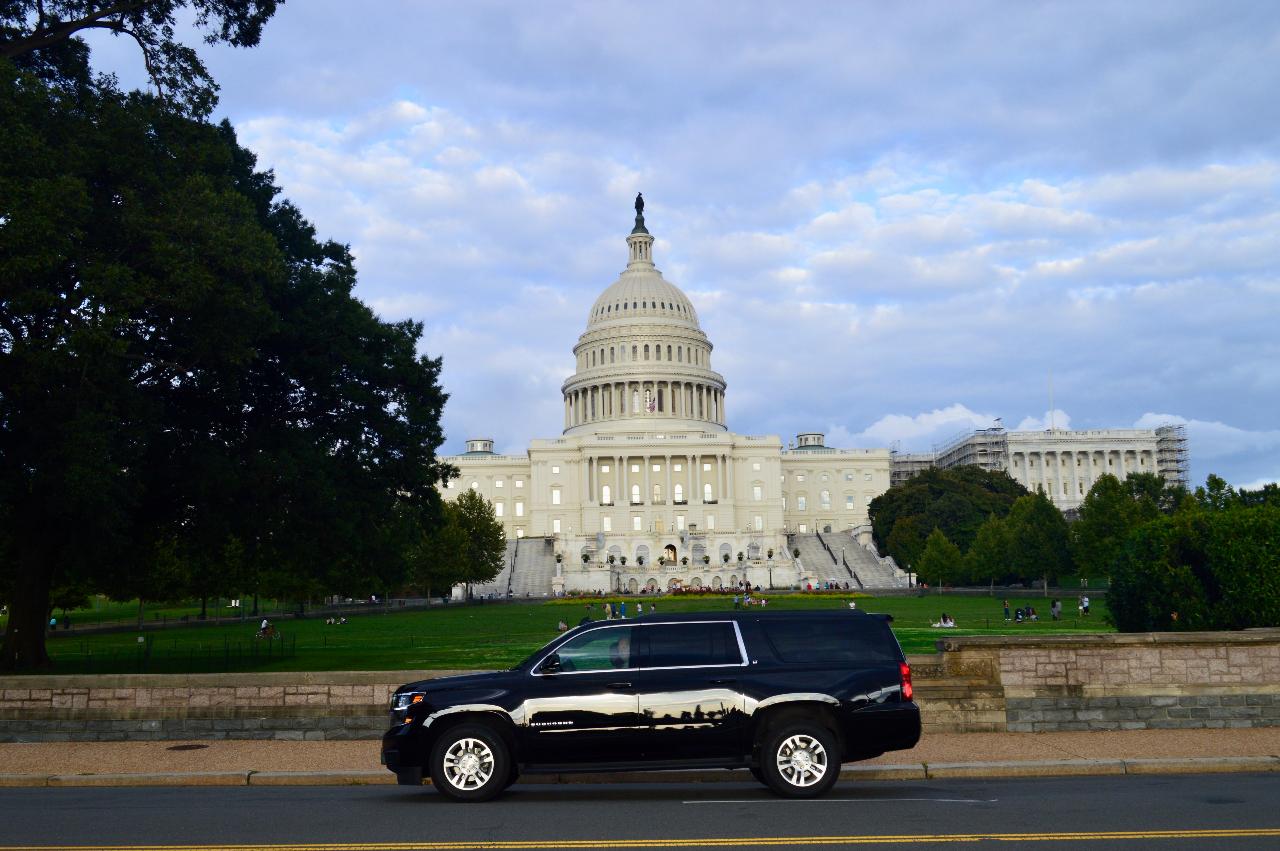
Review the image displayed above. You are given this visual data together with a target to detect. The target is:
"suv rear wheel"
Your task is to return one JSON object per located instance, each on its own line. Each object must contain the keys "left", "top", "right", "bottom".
{"left": 759, "top": 722, "right": 840, "bottom": 798}
{"left": 429, "top": 723, "right": 511, "bottom": 802}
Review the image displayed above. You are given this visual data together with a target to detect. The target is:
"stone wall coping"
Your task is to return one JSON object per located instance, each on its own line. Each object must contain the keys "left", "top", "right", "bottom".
{"left": 937, "top": 629, "right": 1280, "bottom": 652}
{"left": 0, "top": 670, "right": 477, "bottom": 690}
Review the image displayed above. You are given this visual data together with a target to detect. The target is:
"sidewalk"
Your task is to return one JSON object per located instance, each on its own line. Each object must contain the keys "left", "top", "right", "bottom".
{"left": 2, "top": 728, "right": 1278, "bottom": 787}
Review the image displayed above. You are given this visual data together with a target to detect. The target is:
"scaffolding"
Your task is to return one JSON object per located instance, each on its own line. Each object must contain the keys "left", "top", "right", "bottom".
{"left": 1155, "top": 423, "right": 1190, "bottom": 489}
{"left": 933, "top": 427, "right": 1009, "bottom": 473}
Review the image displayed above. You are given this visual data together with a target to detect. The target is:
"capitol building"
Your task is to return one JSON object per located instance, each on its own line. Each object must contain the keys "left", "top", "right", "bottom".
{"left": 442, "top": 203, "right": 906, "bottom": 596}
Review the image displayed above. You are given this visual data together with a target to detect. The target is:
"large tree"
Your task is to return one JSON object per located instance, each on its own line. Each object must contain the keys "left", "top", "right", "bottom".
{"left": 870, "top": 466, "right": 1028, "bottom": 565}
{"left": 1004, "top": 491, "right": 1073, "bottom": 586}
{"left": 916, "top": 528, "right": 963, "bottom": 589}
{"left": 0, "top": 57, "right": 452, "bottom": 668}
{"left": 450, "top": 489, "right": 506, "bottom": 600}
{"left": 1, "top": 0, "right": 281, "bottom": 115}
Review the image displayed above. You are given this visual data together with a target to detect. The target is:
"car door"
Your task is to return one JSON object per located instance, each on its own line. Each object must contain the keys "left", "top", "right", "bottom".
{"left": 518, "top": 623, "right": 644, "bottom": 765}
{"left": 634, "top": 621, "right": 749, "bottom": 761}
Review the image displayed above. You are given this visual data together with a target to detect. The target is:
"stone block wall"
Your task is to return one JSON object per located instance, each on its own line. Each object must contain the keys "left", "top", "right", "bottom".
{"left": 2, "top": 631, "right": 1278, "bottom": 741}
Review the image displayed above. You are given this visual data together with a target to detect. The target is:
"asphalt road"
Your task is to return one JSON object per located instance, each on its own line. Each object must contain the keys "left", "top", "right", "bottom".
{"left": 1, "top": 773, "right": 1278, "bottom": 850}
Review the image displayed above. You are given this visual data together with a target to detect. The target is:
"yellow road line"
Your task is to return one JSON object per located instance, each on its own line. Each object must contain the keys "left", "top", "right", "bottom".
{"left": 5, "top": 828, "right": 1280, "bottom": 850}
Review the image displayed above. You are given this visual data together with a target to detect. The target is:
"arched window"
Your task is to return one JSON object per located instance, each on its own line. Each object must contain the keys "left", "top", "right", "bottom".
{"left": 653, "top": 484, "right": 662, "bottom": 503}
{"left": 631, "top": 484, "right": 641, "bottom": 504}
{"left": 610, "top": 347, "right": 615, "bottom": 363}
{"left": 704, "top": 482, "right": 713, "bottom": 502}
{"left": 666, "top": 345, "right": 672, "bottom": 360}
{"left": 601, "top": 484, "right": 611, "bottom": 504}
{"left": 655, "top": 345, "right": 661, "bottom": 361}
{"left": 599, "top": 348, "right": 604, "bottom": 364}
{"left": 642, "top": 301, "right": 647, "bottom": 308}
{"left": 677, "top": 346, "right": 683, "bottom": 362}
{"left": 643, "top": 345, "right": 650, "bottom": 360}
{"left": 591, "top": 351, "right": 596, "bottom": 366}
{"left": 674, "top": 483, "right": 684, "bottom": 502}
{"left": 632, "top": 345, "right": 638, "bottom": 360}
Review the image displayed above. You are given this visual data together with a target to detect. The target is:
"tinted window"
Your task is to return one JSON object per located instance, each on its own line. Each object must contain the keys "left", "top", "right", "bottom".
{"left": 553, "top": 626, "right": 636, "bottom": 672}
{"left": 761, "top": 618, "right": 900, "bottom": 664}
{"left": 644, "top": 622, "right": 742, "bottom": 668}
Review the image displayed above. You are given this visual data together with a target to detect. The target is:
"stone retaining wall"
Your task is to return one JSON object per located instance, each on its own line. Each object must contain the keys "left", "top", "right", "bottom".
{"left": 1, "top": 631, "right": 1277, "bottom": 741}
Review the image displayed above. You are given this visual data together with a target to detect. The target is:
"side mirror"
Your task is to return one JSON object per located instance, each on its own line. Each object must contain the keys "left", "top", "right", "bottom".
{"left": 538, "top": 653, "right": 562, "bottom": 675}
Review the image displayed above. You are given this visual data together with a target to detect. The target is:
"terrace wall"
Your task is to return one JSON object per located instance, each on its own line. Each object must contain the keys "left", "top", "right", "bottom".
{"left": 1, "top": 630, "right": 1277, "bottom": 741}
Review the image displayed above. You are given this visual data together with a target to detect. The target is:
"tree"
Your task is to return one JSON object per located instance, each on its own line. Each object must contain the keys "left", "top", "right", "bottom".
{"left": 885, "top": 517, "right": 926, "bottom": 573}
{"left": 450, "top": 490, "right": 505, "bottom": 600}
{"left": 408, "top": 503, "right": 467, "bottom": 599}
{"left": 1107, "top": 503, "right": 1280, "bottom": 632}
{"left": 0, "top": 58, "right": 452, "bottom": 668}
{"left": 1004, "top": 492, "right": 1072, "bottom": 585}
{"left": 965, "top": 514, "right": 1012, "bottom": 588}
{"left": 916, "top": 528, "right": 963, "bottom": 588}
{"left": 1, "top": 1, "right": 281, "bottom": 116}
{"left": 871, "top": 467, "right": 1028, "bottom": 563}
{"left": 1071, "top": 475, "right": 1136, "bottom": 582}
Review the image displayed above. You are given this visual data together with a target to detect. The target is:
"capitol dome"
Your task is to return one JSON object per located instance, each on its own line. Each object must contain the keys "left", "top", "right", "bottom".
{"left": 562, "top": 200, "right": 727, "bottom": 435}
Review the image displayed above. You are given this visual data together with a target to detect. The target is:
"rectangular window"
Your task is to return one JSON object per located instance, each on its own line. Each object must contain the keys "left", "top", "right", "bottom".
{"left": 798, "top": 495, "right": 807, "bottom": 511}
{"left": 706, "top": 515, "right": 715, "bottom": 530}
{"left": 846, "top": 496, "right": 854, "bottom": 509}
{"left": 601, "top": 464, "right": 610, "bottom": 473}
{"left": 633, "top": 516, "right": 642, "bottom": 531}
{"left": 676, "top": 515, "right": 685, "bottom": 530}
{"left": 515, "top": 479, "right": 524, "bottom": 488}
{"left": 632, "top": 464, "right": 640, "bottom": 473}
{"left": 515, "top": 501, "right": 524, "bottom": 517}
{"left": 754, "top": 515, "right": 763, "bottom": 531}
{"left": 864, "top": 472, "right": 872, "bottom": 481}
{"left": 495, "top": 479, "right": 504, "bottom": 488}
{"left": 601, "top": 517, "right": 611, "bottom": 532}
{"left": 552, "top": 518, "right": 561, "bottom": 534}
{"left": 797, "top": 474, "right": 805, "bottom": 482}
{"left": 653, "top": 463, "right": 661, "bottom": 472}
{"left": 552, "top": 465, "right": 560, "bottom": 474}
{"left": 798, "top": 523, "right": 807, "bottom": 533}
{"left": 551, "top": 488, "right": 561, "bottom": 505}
{"left": 515, "top": 528, "right": 525, "bottom": 538}
{"left": 845, "top": 472, "right": 854, "bottom": 481}
{"left": 865, "top": 496, "right": 872, "bottom": 505}
{"left": 753, "top": 462, "right": 761, "bottom": 471}
{"left": 674, "top": 463, "right": 682, "bottom": 472}
{"left": 753, "top": 485, "right": 763, "bottom": 501}
{"left": 495, "top": 502, "right": 504, "bottom": 517}
{"left": 703, "top": 462, "right": 711, "bottom": 472}
{"left": 782, "top": 496, "right": 787, "bottom": 511}
{"left": 761, "top": 618, "right": 898, "bottom": 664}
{"left": 644, "top": 622, "right": 743, "bottom": 668}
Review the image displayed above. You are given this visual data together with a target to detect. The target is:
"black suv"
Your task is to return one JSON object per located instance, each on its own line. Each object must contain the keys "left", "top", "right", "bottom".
{"left": 381, "top": 610, "right": 919, "bottom": 801}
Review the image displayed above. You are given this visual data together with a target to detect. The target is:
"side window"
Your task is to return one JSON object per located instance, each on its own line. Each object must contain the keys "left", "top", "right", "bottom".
{"left": 554, "top": 626, "right": 636, "bottom": 672}
{"left": 761, "top": 619, "right": 899, "bottom": 664}
{"left": 644, "top": 622, "right": 742, "bottom": 668}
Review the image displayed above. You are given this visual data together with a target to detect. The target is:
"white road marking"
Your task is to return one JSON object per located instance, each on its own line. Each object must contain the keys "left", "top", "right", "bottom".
{"left": 682, "top": 797, "right": 997, "bottom": 804}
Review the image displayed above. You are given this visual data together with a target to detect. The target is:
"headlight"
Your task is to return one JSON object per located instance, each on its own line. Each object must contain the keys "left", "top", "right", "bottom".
{"left": 392, "top": 692, "right": 426, "bottom": 710}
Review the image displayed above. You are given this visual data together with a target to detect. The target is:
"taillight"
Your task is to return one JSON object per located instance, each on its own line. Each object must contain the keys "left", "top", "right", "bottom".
{"left": 900, "top": 662, "right": 913, "bottom": 701}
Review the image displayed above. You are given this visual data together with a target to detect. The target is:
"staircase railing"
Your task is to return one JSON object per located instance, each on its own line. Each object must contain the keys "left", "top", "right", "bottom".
{"left": 506, "top": 539, "right": 518, "bottom": 598}
{"left": 815, "top": 531, "right": 837, "bottom": 564}
{"left": 842, "top": 551, "right": 863, "bottom": 589}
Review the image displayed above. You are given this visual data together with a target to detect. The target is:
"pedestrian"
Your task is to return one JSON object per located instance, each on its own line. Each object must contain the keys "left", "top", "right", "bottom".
{"left": 1003, "top": 599, "right": 1010, "bottom": 621}
{"left": 604, "top": 602, "right": 612, "bottom": 619}
{"left": 1051, "top": 599, "right": 1061, "bottom": 620}
{"left": 649, "top": 603, "right": 656, "bottom": 615}
{"left": 1082, "top": 595, "right": 1090, "bottom": 616}
{"left": 733, "top": 594, "right": 741, "bottom": 610}
{"left": 1078, "top": 595, "right": 1085, "bottom": 617}
{"left": 620, "top": 601, "right": 627, "bottom": 619}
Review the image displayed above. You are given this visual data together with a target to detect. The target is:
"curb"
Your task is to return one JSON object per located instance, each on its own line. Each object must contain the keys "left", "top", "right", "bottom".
{"left": 1, "top": 756, "right": 1277, "bottom": 788}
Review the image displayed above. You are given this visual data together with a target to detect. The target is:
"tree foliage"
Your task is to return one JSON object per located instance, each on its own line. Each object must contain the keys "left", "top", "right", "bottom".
{"left": 870, "top": 466, "right": 1028, "bottom": 565}
{"left": 1107, "top": 503, "right": 1280, "bottom": 632}
{"left": 964, "top": 514, "right": 1012, "bottom": 587}
{"left": 1, "top": 0, "right": 281, "bottom": 115}
{"left": 916, "top": 528, "right": 964, "bottom": 588}
{"left": 1004, "top": 491, "right": 1073, "bottom": 584}
{"left": 0, "top": 56, "right": 451, "bottom": 668}
{"left": 450, "top": 489, "right": 507, "bottom": 598}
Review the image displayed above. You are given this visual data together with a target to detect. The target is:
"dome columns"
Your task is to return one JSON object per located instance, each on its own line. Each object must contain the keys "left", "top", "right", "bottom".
{"left": 563, "top": 378, "right": 725, "bottom": 429}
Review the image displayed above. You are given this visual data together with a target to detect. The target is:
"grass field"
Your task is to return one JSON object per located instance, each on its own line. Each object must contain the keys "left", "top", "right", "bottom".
{"left": 33, "top": 593, "right": 1111, "bottom": 676}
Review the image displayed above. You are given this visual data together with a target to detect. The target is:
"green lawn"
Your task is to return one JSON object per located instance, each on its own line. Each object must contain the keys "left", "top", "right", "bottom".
{"left": 34, "top": 594, "right": 1110, "bottom": 675}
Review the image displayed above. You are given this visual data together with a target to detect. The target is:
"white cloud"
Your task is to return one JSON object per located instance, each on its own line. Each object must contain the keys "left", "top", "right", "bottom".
{"left": 1016, "top": 410, "right": 1074, "bottom": 432}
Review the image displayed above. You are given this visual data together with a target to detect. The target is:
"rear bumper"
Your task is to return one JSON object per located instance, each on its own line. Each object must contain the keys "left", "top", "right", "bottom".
{"left": 840, "top": 702, "right": 921, "bottom": 760}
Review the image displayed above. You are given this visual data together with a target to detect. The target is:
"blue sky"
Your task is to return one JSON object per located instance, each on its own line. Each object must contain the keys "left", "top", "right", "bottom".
{"left": 86, "top": 1, "right": 1280, "bottom": 488}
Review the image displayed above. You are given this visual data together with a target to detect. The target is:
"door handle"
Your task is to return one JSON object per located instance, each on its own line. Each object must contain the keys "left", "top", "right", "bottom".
{"left": 607, "top": 682, "right": 632, "bottom": 689}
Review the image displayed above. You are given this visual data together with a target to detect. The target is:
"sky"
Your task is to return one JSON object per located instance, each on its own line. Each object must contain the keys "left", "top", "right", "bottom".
{"left": 84, "top": 1, "right": 1280, "bottom": 489}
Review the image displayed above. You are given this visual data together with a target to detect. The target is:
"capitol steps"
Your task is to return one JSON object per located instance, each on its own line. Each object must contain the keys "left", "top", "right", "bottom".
{"left": 510, "top": 538, "right": 559, "bottom": 598}
{"left": 789, "top": 534, "right": 845, "bottom": 584}
{"left": 468, "top": 540, "right": 518, "bottom": 599}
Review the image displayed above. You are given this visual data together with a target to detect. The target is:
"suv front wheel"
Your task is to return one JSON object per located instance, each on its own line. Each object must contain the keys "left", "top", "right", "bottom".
{"left": 759, "top": 722, "right": 841, "bottom": 798}
{"left": 429, "top": 723, "right": 511, "bottom": 802}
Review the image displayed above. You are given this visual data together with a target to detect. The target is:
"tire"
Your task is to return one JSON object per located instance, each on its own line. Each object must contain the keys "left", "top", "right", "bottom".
{"left": 429, "top": 722, "right": 511, "bottom": 802}
{"left": 504, "top": 763, "right": 520, "bottom": 790}
{"left": 759, "top": 721, "right": 841, "bottom": 799}
{"left": 749, "top": 765, "right": 766, "bottom": 786}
